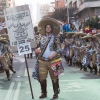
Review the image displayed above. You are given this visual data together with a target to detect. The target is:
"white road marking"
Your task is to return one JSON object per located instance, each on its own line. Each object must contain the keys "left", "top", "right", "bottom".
{"left": 0, "top": 72, "right": 12, "bottom": 79}
{"left": 13, "top": 82, "right": 21, "bottom": 100}
{"left": 24, "top": 68, "right": 32, "bottom": 76}
{"left": 14, "top": 57, "right": 25, "bottom": 63}
{"left": 25, "top": 82, "right": 29, "bottom": 83}
{"left": 58, "top": 80, "right": 91, "bottom": 92}
{"left": 26, "top": 91, "right": 31, "bottom": 94}
{"left": 62, "top": 89, "right": 89, "bottom": 92}
{"left": 5, "top": 82, "right": 15, "bottom": 100}
{"left": 60, "top": 73, "right": 65, "bottom": 75}
{"left": 17, "top": 76, "right": 20, "bottom": 77}
{"left": 60, "top": 80, "right": 77, "bottom": 82}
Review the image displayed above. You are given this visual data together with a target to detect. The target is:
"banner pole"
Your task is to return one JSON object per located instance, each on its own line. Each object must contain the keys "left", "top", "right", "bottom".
{"left": 24, "top": 54, "right": 34, "bottom": 99}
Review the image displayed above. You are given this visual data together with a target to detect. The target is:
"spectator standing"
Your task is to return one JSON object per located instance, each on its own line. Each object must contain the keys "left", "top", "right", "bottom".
{"left": 62, "top": 18, "right": 70, "bottom": 33}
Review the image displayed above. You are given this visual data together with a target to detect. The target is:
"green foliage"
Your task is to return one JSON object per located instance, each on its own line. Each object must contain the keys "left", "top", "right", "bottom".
{"left": 83, "top": 16, "right": 100, "bottom": 29}
{"left": 48, "top": 7, "right": 74, "bottom": 21}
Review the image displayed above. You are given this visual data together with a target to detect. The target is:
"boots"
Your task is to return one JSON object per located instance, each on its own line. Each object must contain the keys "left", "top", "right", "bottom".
{"left": 27, "top": 54, "right": 29, "bottom": 58}
{"left": 80, "top": 62, "right": 83, "bottom": 70}
{"left": 80, "top": 66, "right": 83, "bottom": 70}
{"left": 39, "top": 79, "right": 47, "bottom": 98}
{"left": 98, "top": 70, "right": 100, "bottom": 76}
{"left": 9, "top": 66, "right": 16, "bottom": 73}
{"left": 66, "top": 57, "right": 69, "bottom": 64}
{"left": 30, "top": 53, "right": 33, "bottom": 59}
{"left": 10, "top": 58, "right": 13, "bottom": 65}
{"left": 68, "top": 58, "right": 72, "bottom": 66}
{"left": 84, "top": 67, "right": 87, "bottom": 72}
{"left": 51, "top": 79, "right": 60, "bottom": 100}
{"left": 77, "top": 62, "right": 80, "bottom": 68}
{"left": 87, "top": 64, "right": 93, "bottom": 73}
{"left": 64, "top": 55, "right": 66, "bottom": 61}
{"left": 93, "top": 65, "right": 97, "bottom": 74}
{"left": 5, "top": 70, "right": 11, "bottom": 81}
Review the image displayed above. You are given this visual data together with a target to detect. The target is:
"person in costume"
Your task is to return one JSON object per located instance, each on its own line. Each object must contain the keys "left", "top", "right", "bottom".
{"left": 1, "top": 34, "right": 16, "bottom": 74}
{"left": 0, "top": 37, "right": 11, "bottom": 80}
{"left": 73, "top": 32, "right": 86, "bottom": 68}
{"left": 66, "top": 32, "right": 75, "bottom": 66}
{"left": 63, "top": 33, "right": 70, "bottom": 64}
{"left": 33, "top": 18, "right": 64, "bottom": 99}
{"left": 94, "top": 33, "right": 100, "bottom": 75}
{"left": 81, "top": 34, "right": 97, "bottom": 73}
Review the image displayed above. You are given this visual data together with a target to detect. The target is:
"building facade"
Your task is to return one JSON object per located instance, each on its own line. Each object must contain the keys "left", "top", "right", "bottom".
{"left": 55, "top": 0, "right": 66, "bottom": 9}
{"left": 66, "top": 0, "right": 100, "bottom": 24}
{"left": 0, "top": 0, "right": 15, "bottom": 23}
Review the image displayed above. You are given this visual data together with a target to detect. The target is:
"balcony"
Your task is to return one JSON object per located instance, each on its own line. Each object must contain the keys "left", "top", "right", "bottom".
{"left": 0, "top": 11, "right": 4, "bottom": 15}
{"left": 74, "top": 0, "right": 100, "bottom": 14}
{"left": 2, "top": 0, "right": 6, "bottom": 2}
{"left": 0, "top": 7, "right": 3, "bottom": 11}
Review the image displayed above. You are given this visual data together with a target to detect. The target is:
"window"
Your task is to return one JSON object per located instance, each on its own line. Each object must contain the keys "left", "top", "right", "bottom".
{"left": 73, "top": 1, "right": 77, "bottom": 9}
{"left": 9, "top": 3, "right": 11, "bottom": 7}
{"left": 95, "top": 8, "right": 100, "bottom": 15}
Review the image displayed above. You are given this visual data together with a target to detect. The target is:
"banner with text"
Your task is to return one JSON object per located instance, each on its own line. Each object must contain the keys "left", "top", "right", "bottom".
{"left": 4, "top": 4, "right": 35, "bottom": 46}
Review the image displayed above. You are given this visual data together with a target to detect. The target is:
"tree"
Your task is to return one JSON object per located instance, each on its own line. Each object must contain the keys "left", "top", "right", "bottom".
{"left": 49, "top": 7, "right": 75, "bottom": 21}
{"left": 40, "top": 4, "right": 50, "bottom": 18}
{"left": 83, "top": 16, "right": 100, "bottom": 29}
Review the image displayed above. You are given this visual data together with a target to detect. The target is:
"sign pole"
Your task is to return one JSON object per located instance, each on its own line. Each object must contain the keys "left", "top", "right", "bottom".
{"left": 24, "top": 54, "right": 34, "bottom": 99}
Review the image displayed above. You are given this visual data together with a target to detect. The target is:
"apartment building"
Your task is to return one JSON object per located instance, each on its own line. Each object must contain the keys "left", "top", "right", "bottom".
{"left": 66, "top": 0, "right": 100, "bottom": 24}
{"left": 55, "top": 0, "right": 66, "bottom": 9}
{"left": 0, "top": 0, "right": 15, "bottom": 23}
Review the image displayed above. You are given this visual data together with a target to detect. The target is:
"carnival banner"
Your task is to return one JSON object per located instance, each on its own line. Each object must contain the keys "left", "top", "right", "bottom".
{"left": 4, "top": 4, "right": 34, "bottom": 46}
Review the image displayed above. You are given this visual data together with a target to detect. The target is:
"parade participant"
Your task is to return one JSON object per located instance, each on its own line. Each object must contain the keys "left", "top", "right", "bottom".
{"left": 0, "top": 37, "right": 11, "bottom": 80}
{"left": 63, "top": 33, "right": 70, "bottom": 64}
{"left": 81, "top": 34, "right": 97, "bottom": 73}
{"left": 73, "top": 32, "right": 86, "bottom": 68}
{"left": 66, "top": 32, "right": 75, "bottom": 66}
{"left": 33, "top": 18, "right": 64, "bottom": 99}
{"left": 94, "top": 33, "right": 100, "bottom": 75}
{"left": 1, "top": 34, "right": 16, "bottom": 73}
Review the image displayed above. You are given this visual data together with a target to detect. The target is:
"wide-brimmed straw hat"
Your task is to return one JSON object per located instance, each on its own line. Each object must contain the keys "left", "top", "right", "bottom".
{"left": 0, "top": 34, "right": 9, "bottom": 40}
{"left": 82, "top": 33, "right": 96, "bottom": 40}
{"left": 65, "top": 32, "right": 75, "bottom": 38}
{"left": 0, "top": 37, "right": 9, "bottom": 44}
{"left": 95, "top": 33, "right": 100, "bottom": 37}
{"left": 73, "top": 32, "right": 86, "bottom": 38}
{"left": 38, "top": 17, "right": 60, "bottom": 35}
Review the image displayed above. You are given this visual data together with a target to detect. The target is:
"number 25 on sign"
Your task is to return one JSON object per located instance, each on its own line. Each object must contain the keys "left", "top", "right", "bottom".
{"left": 17, "top": 42, "right": 32, "bottom": 55}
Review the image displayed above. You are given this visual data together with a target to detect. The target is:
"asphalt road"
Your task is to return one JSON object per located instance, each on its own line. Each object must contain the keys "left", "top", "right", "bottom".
{"left": 0, "top": 53, "right": 100, "bottom": 100}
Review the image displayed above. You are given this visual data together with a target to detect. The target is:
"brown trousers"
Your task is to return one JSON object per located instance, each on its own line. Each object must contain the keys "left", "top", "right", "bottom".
{"left": 91, "top": 53, "right": 96, "bottom": 66}
{"left": 0, "top": 57, "right": 9, "bottom": 71}
{"left": 39, "top": 61, "right": 58, "bottom": 82}
{"left": 70, "top": 48, "right": 74, "bottom": 58}
{"left": 8, "top": 53, "right": 13, "bottom": 60}
{"left": 78, "top": 51, "right": 84, "bottom": 62}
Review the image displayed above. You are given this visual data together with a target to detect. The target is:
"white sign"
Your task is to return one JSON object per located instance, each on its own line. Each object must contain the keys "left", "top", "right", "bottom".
{"left": 4, "top": 5, "right": 34, "bottom": 46}
{"left": 17, "top": 42, "right": 32, "bottom": 55}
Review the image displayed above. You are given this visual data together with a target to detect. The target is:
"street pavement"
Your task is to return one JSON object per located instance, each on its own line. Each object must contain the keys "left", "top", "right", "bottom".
{"left": 0, "top": 53, "right": 100, "bottom": 100}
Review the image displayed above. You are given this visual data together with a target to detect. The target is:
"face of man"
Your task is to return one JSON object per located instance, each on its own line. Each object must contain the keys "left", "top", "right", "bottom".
{"left": 88, "top": 37, "right": 92, "bottom": 41}
{"left": 65, "top": 19, "right": 68, "bottom": 24}
{"left": 45, "top": 25, "right": 52, "bottom": 33}
{"left": 79, "top": 35, "right": 82, "bottom": 39}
